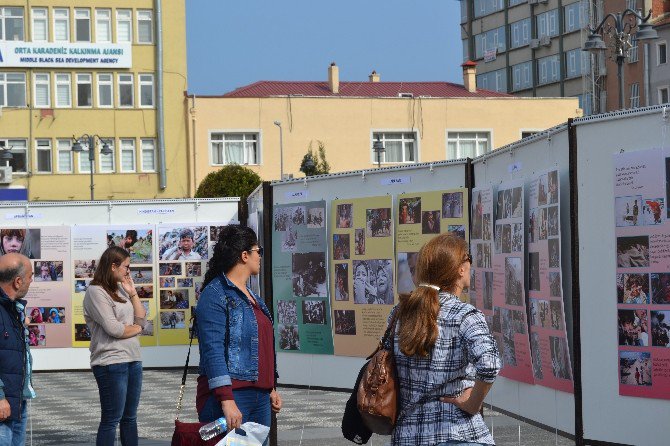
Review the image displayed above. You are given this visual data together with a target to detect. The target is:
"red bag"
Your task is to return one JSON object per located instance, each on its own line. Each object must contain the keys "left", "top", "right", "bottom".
{"left": 171, "top": 419, "right": 221, "bottom": 446}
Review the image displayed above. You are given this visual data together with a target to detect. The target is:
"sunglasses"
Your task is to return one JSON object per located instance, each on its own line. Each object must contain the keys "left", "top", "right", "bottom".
{"left": 464, "top": 252, "right": 472, "bottom": 264}
{"left": 249, "top": 246, "right": 264, "bottom": 257}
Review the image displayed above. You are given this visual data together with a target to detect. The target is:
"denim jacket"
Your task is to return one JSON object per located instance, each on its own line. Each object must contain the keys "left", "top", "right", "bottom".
{"left": 195, "top": 273, "right": 278, "bottom": 391}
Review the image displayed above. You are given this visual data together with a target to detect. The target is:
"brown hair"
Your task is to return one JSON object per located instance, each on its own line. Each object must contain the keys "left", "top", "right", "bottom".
{"left": 90, "top": 246, "right": 130, "bottom": 303}
{"left": 397, "top": 233, "right": 469, "bottom": 357}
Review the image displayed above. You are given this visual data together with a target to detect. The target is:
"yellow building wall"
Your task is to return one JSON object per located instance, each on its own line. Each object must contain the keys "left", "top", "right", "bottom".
{"left": 0, "top": 0, "right": 188, "bottom": 200}
{"left": 189, "top": 96, "right": 582, "bottom": 185}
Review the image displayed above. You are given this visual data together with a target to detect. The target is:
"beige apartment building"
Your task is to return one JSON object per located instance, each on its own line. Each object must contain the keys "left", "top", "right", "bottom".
{"left": 186, "top": 63, "right": 581, "bottom": 185}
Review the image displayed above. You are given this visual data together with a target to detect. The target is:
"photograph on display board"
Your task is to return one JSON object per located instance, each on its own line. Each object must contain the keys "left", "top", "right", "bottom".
{"left": 159, "top": 226, "right": 208, "bottom": 261}
{"left": 334, "top": 264, "right": 350, "bottom": 301}
{"left": 421, "top": 211, "right": 441, "bottom": 234}
{"left": 34, "top": 261, "right": 63, "bottom": 282}
{"left": 619, "top": 351, "right": 652, "bottom": 386}
{"left": 277, "top": 300, "right": 298, "bottom": 325}
{"left": 366, "top": 208, "right": 392, "bottom": 237}
{"left": 0, "top": 228, "right": 41, "bottom": 258}
{"left": 336, "top": 204, "right": 353, "bottom": 228}
{"left": 160, "top": 310, "right": 186, "bottom": 329}
{"left": 307, "top": 207, "right": 325, "bottom": 228}
{"left": 333, "top": 234, "right": 350, "bottom": 260}
{"left": 278, "top": 324, "right": 300, "bottom": 350}
{"left": 106, "top": 229, "right": 153, "bottom": 263}
{"left": 292, "top": 252, "right": 327, "bottom": 298}
{"left": 396, "top": 252, "right": 418, "bottom": 295}
{"left": 131, "top": 266, "right": 153, "bottom": 284}
{"left": 442, "top": 192, "right": 463, "bottom": 218}
{"left": 352, "top": 259, "right": 393, "bottom": 305}
{"left": 651, "top": 273, "right": 670, "bottom": 304}
{"left": 398, "top": 197, "right": 421, "bottom": 224}
{"left": 334, "top": 310, "right": 356, "bottom": 335}
{"left": 469, "top": 187, "right": 494, "bottom": 320}
{"left": 354, "top": 229, "right": 365, "bottom": 255}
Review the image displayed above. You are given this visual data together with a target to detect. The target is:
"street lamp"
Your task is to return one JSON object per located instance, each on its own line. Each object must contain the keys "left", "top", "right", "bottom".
{"left": 373, "top": 136, "right": 385, "bottom": 168}
{"left": 71, "top": 134, "right": 113, "bottom": 200}
{"left": 273, "top": 120, "right": 284, "bottom": 180}
{"left": 583, "top": 8, "right": 658, "bottom": 110}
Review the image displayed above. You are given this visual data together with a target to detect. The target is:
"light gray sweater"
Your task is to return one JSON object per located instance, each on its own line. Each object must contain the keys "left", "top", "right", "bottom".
{"left": 83, "top": 284, "right": 146, "bottom": 367}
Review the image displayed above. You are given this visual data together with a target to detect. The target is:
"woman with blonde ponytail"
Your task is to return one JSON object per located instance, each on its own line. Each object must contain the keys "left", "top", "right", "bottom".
{"left": 390, "top": 233, "right": 501, "bottom": 446}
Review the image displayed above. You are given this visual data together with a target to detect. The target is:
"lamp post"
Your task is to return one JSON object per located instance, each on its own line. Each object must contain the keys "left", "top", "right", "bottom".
{"left": 373, "top": 136, "right": 385, "bottom": 168}
{"left": 273, "top": 121, "right": 284, "bottom": 180}
{"left": 583, "top": 8, "right": 658, "bottom": 110}
{"left": 71, "top": 134, "right": 113, "bottom": 201}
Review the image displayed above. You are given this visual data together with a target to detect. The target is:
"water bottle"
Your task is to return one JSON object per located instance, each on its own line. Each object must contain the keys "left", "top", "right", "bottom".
{"left": 199, "top": 416, "right": 227, "bottom": 440}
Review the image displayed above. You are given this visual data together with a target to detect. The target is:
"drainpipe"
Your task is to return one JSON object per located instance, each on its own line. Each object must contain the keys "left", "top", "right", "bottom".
{"left": 644, "top": 43, "right": 650, "bottom": 106}
{"left": 155, "top": 0, "right": 167, "bottom": 190}
{"left": 190, "top": 94, "right": 197, "bottom": 196}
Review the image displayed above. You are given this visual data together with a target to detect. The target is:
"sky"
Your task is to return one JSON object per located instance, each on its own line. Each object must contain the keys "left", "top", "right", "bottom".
{"left": 186, "top": 0, "right": 464, "bottom": 95}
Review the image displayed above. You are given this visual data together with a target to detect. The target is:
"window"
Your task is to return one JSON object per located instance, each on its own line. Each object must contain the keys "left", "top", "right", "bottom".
{"left": 35, "top": 139, "right": 51, "bottom": 173}
{"left": 141, "top": 139, "right": 156, "bottom": 171}
{"left": 630, "top": 83, "right": 640, "bottom": 108}
{"left": 77, "top": 139, "right": 91, "bottom": 173}
{"left": 521, "top": 131, "right": 538, "bottom": 139}
{"left": 474, "top": 26, "right": 506, "bottom": 59}
{"left": 120, "top": 139, "right": 136, "bottom": 172}
{"left": 566, "top": 48, "right": 590, "bottom": 78}
{"left": 98, "top": 139, "right": 114, "bottom": 173}
{"left": 371, "top": 132, "right": 416, "bottom": 163}
{"left": 0, "top": 140, "right": 27, "bottom": 173}
{"left": 658, "top": 42, "right": 667, "bottom": 65}
{"left": 462, "top": 39, "right": 469, "bottom": 62}
{"left": 55, "top": 73, "right": 71, "bottom": 107}
{"left": 0, "top": 7, "right": 24, "bottom": 41}
{"left": 564, "top": 2, "right": 586, "bottom": 34}
{"left": 95, "top": 9, "right": 111, "bottom": 43}
{"left": 460, "top": 0, "right": 467, "bottom": 24}
{"left": 139, "top": 74, "right": 154, "bottom": 107}
{"left": 33, "top": 73, "right": 50, "bottom": 108}
{"left": 53, "top": 8, "right": 69, "bottom": 42}
{"left": 510, "top": 18, "right": 530, "bottom": 49}
{"left": 97, "top": 73, "right": 113, "bottom": 107}
{"left": 31, "top": 8, "right": 47, "bottom": 42}
{"left": 447, "top": 132, "right": 490, "bottom": 160}
{"left": 476, "top": 69, "right": 507, "bottom": 93}
{"left": 474, "top": 0, "right": 504, "bottom": 18}
{"left": 659, "top": 87, "right": 669, "bottom": 104}
{"left": 509, "top": 0, "right": 527, "bottom": 6}
{"left": 118, "top": 74, "right": 134, "bottom": 107}
{"left": 537, "top": 54, "right": 561, "bottom": 85}
{"left": 0, "top": 73, "right": 26, "bottom": 107}
{"left": 116, "top": 9, "right": 132, "bottom": 43}
{"left": 137, "top": 10, "right": 153, "bottom": 44}
{"left": 512, "top": 61, "right": 533, "bottom": 91}
{"left": 629, "top": 35, "right": 638, "bottom": 63}
{"left": 56, "top": 139, "right": 72, "bottom": 173}
{"left": 537, "top": 9, "right": 559, "bottom": 38}
{"left": 75, "top": 9, "right": 90, "bottom": 42}
{"left": 210, "top": 133, "right": 260, "bottom": 165}
{"left": 76, "top": 73, "right": 92, "bottom": 107}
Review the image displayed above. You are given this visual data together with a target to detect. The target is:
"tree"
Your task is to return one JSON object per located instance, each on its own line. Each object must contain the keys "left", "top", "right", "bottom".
{"left": 299, "top": 140, "right": 331, "bottom": 177}
{"left": 195, "top": 164, "right": 262, "bottom": 222}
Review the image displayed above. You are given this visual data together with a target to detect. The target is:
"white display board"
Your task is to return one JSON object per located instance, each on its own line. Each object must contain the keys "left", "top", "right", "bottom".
{"left": 472, "top": 125, "right": 575, "bottom": 436}
{"left": 575, "top": 107, "right": 670, "bottom": 446}
{"left": 0, "top": 198, "right": 239, "bottom": 370}
{"left": 270, "top": 161, "right": 468, "bottom": 388}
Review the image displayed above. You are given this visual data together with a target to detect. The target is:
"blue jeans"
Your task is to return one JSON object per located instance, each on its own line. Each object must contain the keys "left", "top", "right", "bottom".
{"left": 92, "top": 361, "right": 143, "bottom": 446}
{"left": 198, "top": 388, "right": 271, "bottom": 445}
{"left": 0, "top": 401, "right": 27, "bottom": 446}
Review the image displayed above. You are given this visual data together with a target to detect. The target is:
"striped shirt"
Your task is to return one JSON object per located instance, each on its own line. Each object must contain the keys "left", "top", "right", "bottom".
{"left": 389, "top": 292, "right": 501, "bottom": 446}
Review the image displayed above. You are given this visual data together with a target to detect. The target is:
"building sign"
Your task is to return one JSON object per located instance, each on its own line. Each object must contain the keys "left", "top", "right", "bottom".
{"left": 484, "top": 48, "right": 498, "bottom": 63}
{"left": 0, "top": 42, "right": 132, "bottom": 68}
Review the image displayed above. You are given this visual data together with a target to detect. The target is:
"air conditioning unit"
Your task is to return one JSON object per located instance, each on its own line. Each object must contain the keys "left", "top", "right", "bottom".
{"left": 540, "top": 36, "right": 551, "bottom": 46}
{"left": 0, "top": 166, "right": 13, "bottom": 184}
{"left": 530, "top": 39, "right": 540, "bottom": 49}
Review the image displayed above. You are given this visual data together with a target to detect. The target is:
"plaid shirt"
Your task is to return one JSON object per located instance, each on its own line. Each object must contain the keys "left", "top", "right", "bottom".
{"left": 388, "top": 292, "right": 501, "bottom": 446}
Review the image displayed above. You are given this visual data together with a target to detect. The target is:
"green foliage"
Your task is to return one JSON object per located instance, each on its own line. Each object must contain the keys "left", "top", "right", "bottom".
{"left": 299, "top": 140, "right": 331, "bottom": 177}
{"left": 195, "top": 164, "right": 262, "bottom": 220}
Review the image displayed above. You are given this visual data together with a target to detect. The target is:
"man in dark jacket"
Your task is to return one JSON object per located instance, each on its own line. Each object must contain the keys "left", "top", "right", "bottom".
{"left": 0, "top": 253, "right": 35, "bottom": 446}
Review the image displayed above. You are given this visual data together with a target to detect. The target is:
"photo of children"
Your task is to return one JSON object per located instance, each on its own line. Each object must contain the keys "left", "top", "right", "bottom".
{"left": 131, "top": 267, "right": 153, "bottom": 284}
{"left": 160, "top": 277, "right": 175, "bottom": 288}
{"left": 160, "top": 311, "right": 186, "bottom": 329}
{"left": 336, "top": 204, "right": 353, "bottom": 229}
{"left": 210, "top": 225, "right": 225, "bottom": 242}
{"left": 74, "top": 323, "right": 91, "bottom": 342}
{"left": 333, "top": 234, "right": 350, "bottom": 260}
{"left": 353, "top": 259, "right": 394, "bottom": 304}
{"left": 159, "top": 226, "right": 208, "bottom": 260}
{"left": 618, "top": 309, "right": 649, "bottom": 346}
{"left": 354, "top": 229, "right": 365, "bottom": 255}
{"left": 107, "top": 229, "right": 153, "bottom": 263}
{"left": 334, "top": 310, "right": 356, "bottom": 335}
{"left": 366, "top": 208, "right": 392, "bottom": 237}
{"left": 334, "top": 264, "right": 349, "bottom": 301}
{"left": 135, "top": 285, "right": 153, "bottom": 299}
{"left": 442, "top": 192, "right": 463, "bottom": 218}
{"left": 74, "top": 260, "right": 97, "bottom": 279}
{"left": 177, "top": 278, "right": 193, "bottom": 288}
{"left": 421, "top": 211, "right": 440, "bottom": 234}
{"left": 74, "top": 279, "right": 90, "bottom": 293}
{"left": 185, "top": 262, "right": 202, "bottom": 277}
{"left": 277, "top": 300, "right": 298, "bottom": 324}
{"left": 278, "top": 324, "right": 300, "bottom": 350}
{"left": 292, "top": 252, "right": 327, "bottom": 297}
{"left": 28, "top": 307, "right": 65, "bottom": 324}
{"left": 160, "top": 289, "right": 189, "bottom": 310}
{"left": 399, "top": 197, "right": 421, "bottom": 224}
{"left": 619, "top": 351, "right": 652, "bottom": 386}
{"left": 616, "top": 236, "right": 649, "bottom": 267}
{"left": 28, "top": 325, "right": 46, "bottom": 346}
{"left": 159, "top": 262, "right": 182, "bottom": 276}
{"left": 34, "top": 261, "right": 63, "bottom": 282}
{"left": 0, "top": 228, "right": 40, "bottom": 258}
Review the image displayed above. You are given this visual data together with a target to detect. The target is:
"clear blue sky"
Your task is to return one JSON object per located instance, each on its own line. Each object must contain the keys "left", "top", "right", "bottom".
{"left": 186, "top": 0, "right": 463, "bottom": 95}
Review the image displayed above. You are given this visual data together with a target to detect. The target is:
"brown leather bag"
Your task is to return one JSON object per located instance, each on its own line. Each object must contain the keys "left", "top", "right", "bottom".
{"left": 356, "top": 310, "right": 399, "bottom": 435}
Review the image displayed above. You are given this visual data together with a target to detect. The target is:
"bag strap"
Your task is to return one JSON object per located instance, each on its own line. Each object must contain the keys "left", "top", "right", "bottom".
{"left": 175, "top": 314, "right": 198, "bottom": 421}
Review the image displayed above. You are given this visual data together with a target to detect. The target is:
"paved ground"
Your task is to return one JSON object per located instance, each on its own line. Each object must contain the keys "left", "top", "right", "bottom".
{"left": 25, "top": 369, "right": 573, "bottom": 445}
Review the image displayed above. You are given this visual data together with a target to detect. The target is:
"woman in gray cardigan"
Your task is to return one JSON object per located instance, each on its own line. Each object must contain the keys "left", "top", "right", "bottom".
{"left": 83, "top": 246, "right": 146, "bottom": 446}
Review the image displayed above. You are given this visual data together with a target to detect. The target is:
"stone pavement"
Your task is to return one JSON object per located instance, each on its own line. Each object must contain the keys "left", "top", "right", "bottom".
{"left": 25, "top": 370, "right": 572, "bottom": 446}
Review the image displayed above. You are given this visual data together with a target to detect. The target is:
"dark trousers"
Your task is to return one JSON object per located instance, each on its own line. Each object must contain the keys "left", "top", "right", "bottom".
{"left": 92, "top": 361, "right": 143, "bottom": 446}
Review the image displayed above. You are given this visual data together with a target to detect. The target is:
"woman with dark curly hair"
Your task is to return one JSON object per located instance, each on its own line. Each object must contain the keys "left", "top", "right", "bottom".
{"left": 195, "top": 225, "right": 281, "bottom": 441}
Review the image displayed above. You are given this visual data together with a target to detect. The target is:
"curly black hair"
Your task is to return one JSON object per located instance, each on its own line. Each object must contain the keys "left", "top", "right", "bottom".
{"left": 202, "top": 224, "right": 258, "bottom": 287}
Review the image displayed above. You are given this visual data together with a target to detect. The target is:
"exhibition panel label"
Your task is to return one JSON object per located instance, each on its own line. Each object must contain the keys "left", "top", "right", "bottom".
{"left": 527, "top": 169, "right": 573, "bottom": 392}
{"left": 331, "top": 195, "right": 395, "bottom": 357}
{"left": 272, "top": 201, "right": 333, "bottom": 354}
{"left": 614, "top": 147, "right": 670, "bottom": 399}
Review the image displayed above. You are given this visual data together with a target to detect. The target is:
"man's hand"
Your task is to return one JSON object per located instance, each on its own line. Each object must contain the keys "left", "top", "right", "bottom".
{"left": 0, "top": 399, "right": 11, "bottom": 421}
{"left": 270, "top": 389, "right": 282, "bottom": 413}
{"left": 221, "top": 400, "right": 243, "bottom": 431}
{"left": 440, "top": 387, "right": 481, "bottom": 415}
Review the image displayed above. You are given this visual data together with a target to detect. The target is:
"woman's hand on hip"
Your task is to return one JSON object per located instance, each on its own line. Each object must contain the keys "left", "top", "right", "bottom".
{"left": 440, "top": 387, "right": 481, "bottom": 415}
{"left": 221, "top": 400, "right": 243, "bottom": 431}
{"left": 270, "top": 389, "right": 282, "bottom": 413}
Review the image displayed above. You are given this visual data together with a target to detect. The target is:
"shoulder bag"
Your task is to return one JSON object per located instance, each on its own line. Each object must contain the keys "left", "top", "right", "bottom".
{"left": 356, "top": 309, "right": 399, "bottom": 435}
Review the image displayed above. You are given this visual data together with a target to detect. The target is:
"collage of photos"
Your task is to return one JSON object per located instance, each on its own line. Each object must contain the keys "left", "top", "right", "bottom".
{"left": 469, "top": 187, "right": 494, "bottom": 327}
